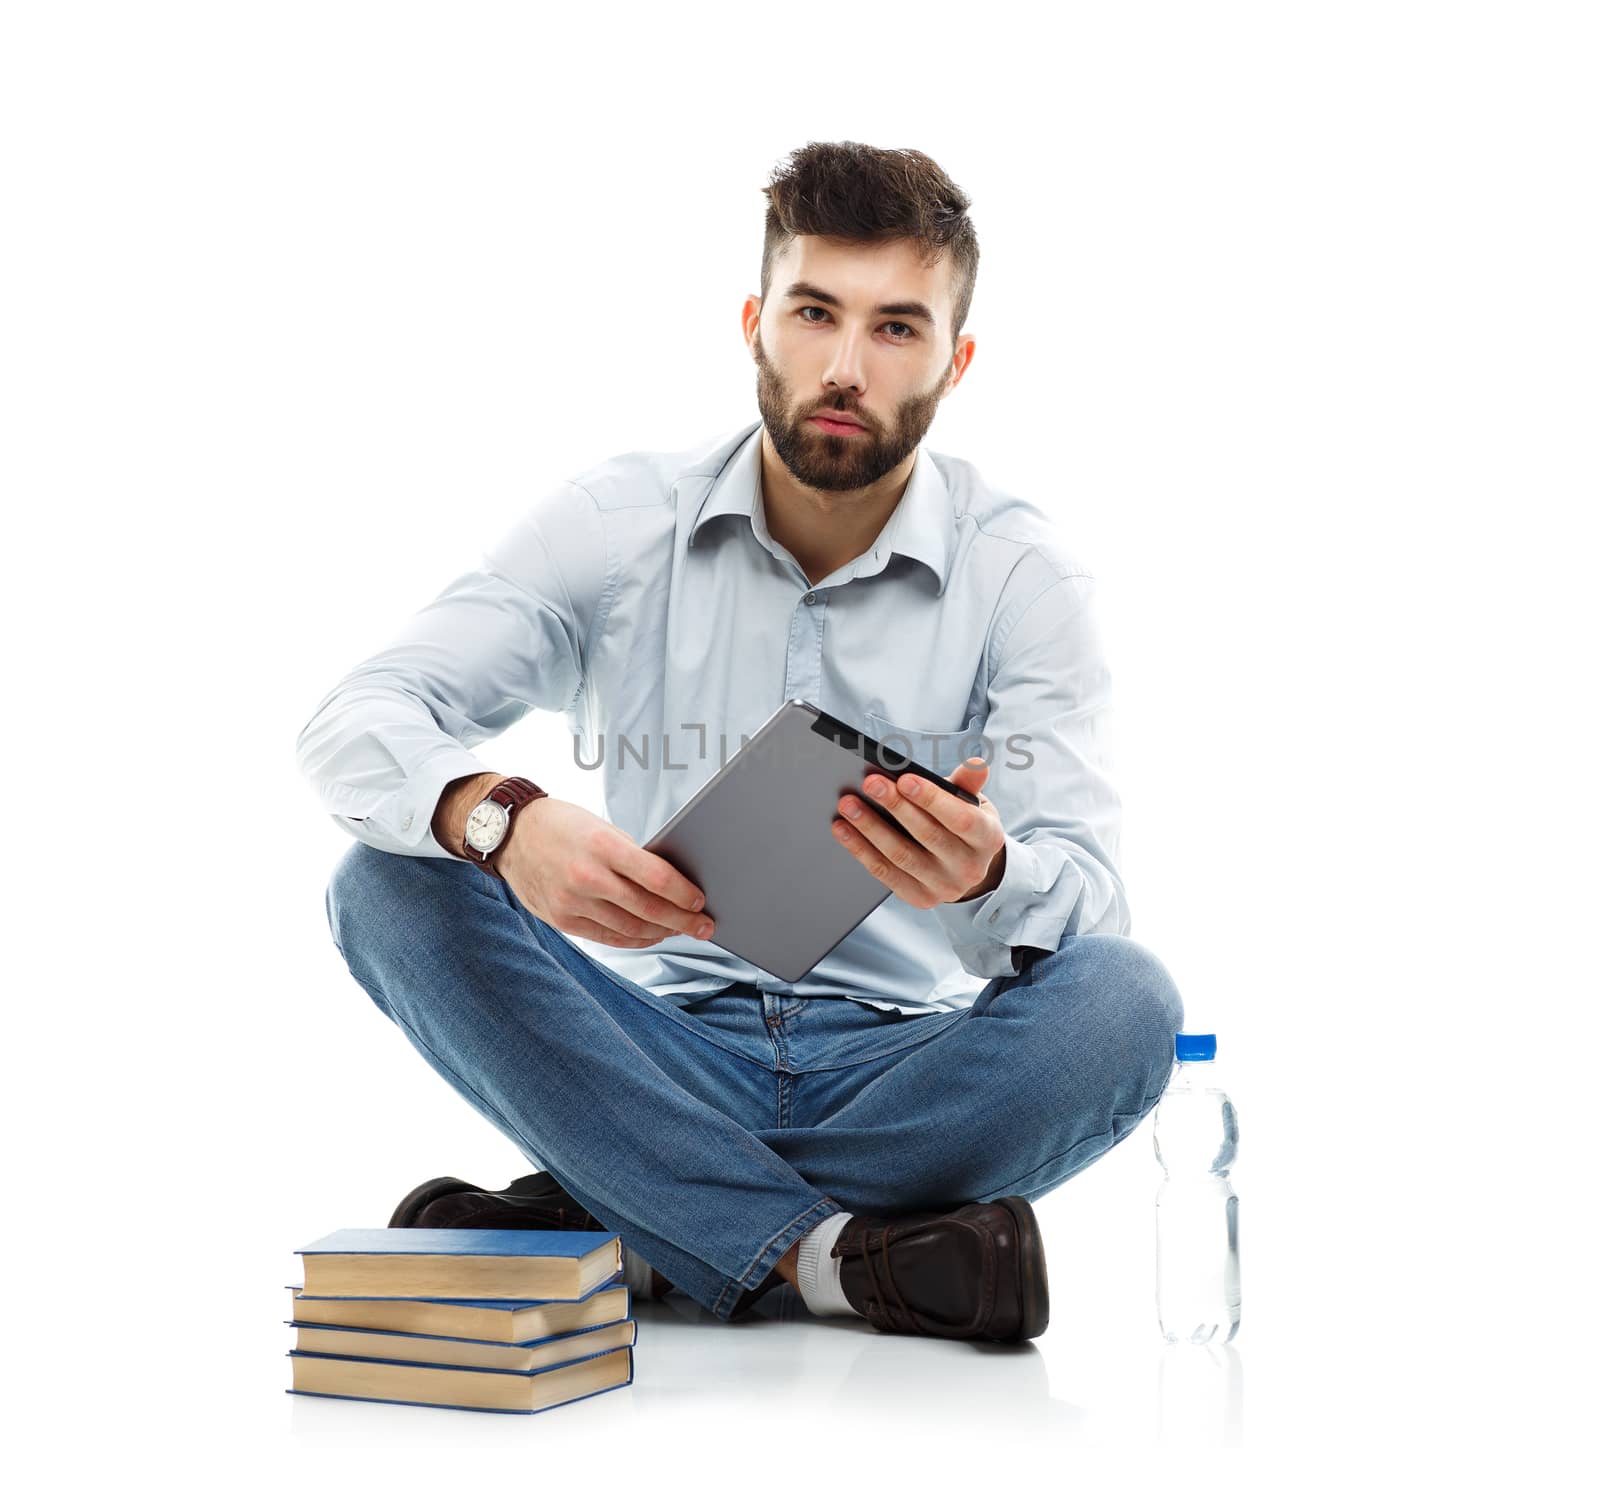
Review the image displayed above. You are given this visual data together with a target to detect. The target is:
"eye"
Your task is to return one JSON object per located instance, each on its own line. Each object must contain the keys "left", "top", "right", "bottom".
{"left": 796, "top": 307, "right": 917, "bottom": 341}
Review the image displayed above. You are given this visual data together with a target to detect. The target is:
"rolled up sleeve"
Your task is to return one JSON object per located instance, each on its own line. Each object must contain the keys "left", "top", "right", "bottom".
{"left": 935, "top": 572, "right": 1129, "bottom": 977}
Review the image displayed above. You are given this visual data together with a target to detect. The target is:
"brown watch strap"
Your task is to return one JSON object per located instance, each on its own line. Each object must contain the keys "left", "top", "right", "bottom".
{"left": 463, "top": 775, "right": 548, "bottom": 878}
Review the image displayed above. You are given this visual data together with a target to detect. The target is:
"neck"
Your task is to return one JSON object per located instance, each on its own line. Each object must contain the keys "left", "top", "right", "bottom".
{"left": 758, "top": 428, "right": 913, "bottom": 587}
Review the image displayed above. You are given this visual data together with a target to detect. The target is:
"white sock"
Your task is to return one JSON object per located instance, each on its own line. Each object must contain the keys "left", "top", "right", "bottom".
{"left": 795, "top": 1211, "right": 861, "bottom": 1318}
{"left": 620, "top": 1243, "right": 661, "bottom": 1300}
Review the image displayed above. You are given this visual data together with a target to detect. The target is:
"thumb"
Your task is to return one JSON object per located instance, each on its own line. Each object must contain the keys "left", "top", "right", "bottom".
{"left": 949, "top": 756, "right": 990, "bottom": 789}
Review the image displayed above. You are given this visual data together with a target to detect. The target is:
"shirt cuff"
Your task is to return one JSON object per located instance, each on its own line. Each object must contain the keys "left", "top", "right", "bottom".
{"left": 934, "top": 833, "right": 1075, "bottom": 979}
{"left": 334, "top": 745, "right": 497, "bottom": 860}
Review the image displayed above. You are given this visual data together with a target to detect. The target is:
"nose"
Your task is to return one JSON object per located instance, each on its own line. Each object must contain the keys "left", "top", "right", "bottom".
{"left": 820, "top": 328, "right": 867, "bottom": 401}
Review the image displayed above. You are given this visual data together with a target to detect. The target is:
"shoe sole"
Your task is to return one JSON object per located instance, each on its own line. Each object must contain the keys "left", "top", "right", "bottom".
{"left": 993, "top": 1195, "right": 1050, "bottom": 1340}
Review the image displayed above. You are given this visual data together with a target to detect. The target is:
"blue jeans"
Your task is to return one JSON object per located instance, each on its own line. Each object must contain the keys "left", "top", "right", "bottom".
{"left": 324, "top": 841, "right": 1185, "bottom": 1321}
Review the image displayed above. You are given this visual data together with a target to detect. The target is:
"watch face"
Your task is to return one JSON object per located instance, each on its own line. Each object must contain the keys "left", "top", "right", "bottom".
{"left": 464, "top": 799, "right": 510, "bottom": 852}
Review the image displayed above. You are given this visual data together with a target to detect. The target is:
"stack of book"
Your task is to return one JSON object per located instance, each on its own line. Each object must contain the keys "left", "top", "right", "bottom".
{"left": 285, "top": 1227, "right": 636, "bottom": 1415}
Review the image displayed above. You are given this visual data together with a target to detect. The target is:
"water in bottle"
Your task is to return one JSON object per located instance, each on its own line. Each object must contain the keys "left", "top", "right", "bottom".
{"left": 1154, "top": 1032, "right": 1241, "bottom": 1344}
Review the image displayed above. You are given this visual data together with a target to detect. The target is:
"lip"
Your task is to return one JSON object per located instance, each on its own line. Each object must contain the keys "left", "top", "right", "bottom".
{"left": 810, "top": 413, "right": 866, "bottom": 433}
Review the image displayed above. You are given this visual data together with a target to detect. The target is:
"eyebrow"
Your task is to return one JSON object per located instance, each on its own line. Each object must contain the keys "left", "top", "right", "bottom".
{"left": 782, "top": 280, "right": 938, "bottom": 327}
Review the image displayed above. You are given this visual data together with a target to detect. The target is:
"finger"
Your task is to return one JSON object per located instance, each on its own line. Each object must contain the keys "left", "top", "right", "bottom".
{"left": 584, "top": 894, "right": 692, "bottom": 942}
{"left": 851, "top": 773, "right": 973, "bottom": 863}
{"left": 831, "top": 805, "right": 942, "bottom": 906}
{"left": 884, "top": 770, "right": 989, "bottom": 841}
{"left": 572, "top": 901, "right": 670, "bottom": 940}
{"left": 560, "top": 912, "right": 663, "bottom": 948}
{"left": 609, "top": 835, "right": 710, "bottom": 917}
{"left": 593, "top": 874, "right": 716, "bottom": 941}
{"left": 602, "top": 842, "right": 712, "bottom": 935}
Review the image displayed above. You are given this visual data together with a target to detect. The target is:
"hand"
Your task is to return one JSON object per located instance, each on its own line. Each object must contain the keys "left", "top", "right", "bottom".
{"left": 831, "top": 757, "right": 1007, "bottom": 910}
{"left": 495, "top": 798, "right": 716, "bottom": 950}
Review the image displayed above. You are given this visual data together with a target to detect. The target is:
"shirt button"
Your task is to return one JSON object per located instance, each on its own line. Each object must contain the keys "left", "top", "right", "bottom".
{"left": 402, "top": 814, "right": 414, "bottom": 830}
{"left": 804, "top": 591, "right": 817, "bottom": 605}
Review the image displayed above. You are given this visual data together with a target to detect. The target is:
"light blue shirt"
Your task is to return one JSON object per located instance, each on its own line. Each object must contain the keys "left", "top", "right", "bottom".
{"left": 294, "top": 418, "right": 1129, "bottom": 1014}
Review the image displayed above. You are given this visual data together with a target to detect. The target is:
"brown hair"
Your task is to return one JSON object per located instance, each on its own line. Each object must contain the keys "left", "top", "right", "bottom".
{"left": 759, "top": 141, "right": 979, "bottom": 355}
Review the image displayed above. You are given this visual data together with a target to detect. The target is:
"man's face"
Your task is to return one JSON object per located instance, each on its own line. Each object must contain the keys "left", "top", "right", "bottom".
{"left": 749, "top": 236, "right": 963, "bottom": 493}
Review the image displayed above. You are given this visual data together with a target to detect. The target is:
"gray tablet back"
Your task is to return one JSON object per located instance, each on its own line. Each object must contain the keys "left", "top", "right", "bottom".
{"left": 641, "top": 697, "right": 979, "bottom": 983}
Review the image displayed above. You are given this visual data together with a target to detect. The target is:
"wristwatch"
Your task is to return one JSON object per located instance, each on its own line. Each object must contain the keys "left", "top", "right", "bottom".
{"left": 461, "top": 776, "right": 548, "bottom": 878}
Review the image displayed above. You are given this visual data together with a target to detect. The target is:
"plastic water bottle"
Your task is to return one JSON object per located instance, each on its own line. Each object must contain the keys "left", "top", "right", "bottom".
{"left": 1154, "top": 1032, "right": 1241, "bottom": 1344}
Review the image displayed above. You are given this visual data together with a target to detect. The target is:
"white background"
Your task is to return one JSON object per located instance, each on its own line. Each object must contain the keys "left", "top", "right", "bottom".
{"left": 4, "top": 2, "right": 1594, "bottom": 1488}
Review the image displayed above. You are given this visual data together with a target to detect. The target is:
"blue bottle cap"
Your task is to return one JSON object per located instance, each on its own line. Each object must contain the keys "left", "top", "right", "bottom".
{"left": 1175, "top": 1032, "right": 1217, "bottom": 1061}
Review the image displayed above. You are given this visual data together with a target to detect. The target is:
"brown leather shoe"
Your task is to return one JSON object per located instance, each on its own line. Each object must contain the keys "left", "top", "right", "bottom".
{"left": 389, "top": 1172, "right": 675, "bottom": 1299}
{"left": 726, "top": 1205, "right": 949, "bottom": 1320}
{"left": 831, "top": 1196, "right": 1049, "bottom": 1341}
{"left": 388, "top": 1171, "right": 608, "bottom": 1233}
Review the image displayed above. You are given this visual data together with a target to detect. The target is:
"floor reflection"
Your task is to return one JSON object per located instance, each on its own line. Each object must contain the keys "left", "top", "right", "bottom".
{"left": 1156, "top": 1340, "right": 1245, "bottom": 1446}
{"left": 636, "top": 1282, "right": 1089, "bottom": 1437}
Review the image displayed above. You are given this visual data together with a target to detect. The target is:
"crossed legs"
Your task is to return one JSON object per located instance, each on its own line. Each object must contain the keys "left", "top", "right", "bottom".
{"left": 324, "top": 841, "right": 1183, "bottom": 1319}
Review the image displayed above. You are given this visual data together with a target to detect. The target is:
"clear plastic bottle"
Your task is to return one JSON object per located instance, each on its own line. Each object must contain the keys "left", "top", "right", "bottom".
{"left": 1154, "top": 1032, "right": 1241, "bottom": 1344}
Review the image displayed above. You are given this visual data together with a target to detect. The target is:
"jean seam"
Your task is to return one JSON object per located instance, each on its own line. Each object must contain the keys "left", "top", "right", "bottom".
{"left": 712, "top": 1195, "right": 842, "bottom": 1318}
{"left": 636, "top": 993, "right": 779, "bottom": 1071}
{"left": 979, "top": 1084, "right": 1169, "bottom": 1200}
{"left": 371, "top": 988, "right": 554, "bottom": 1180}
{"left": 788, "top": 1007, "right": 969, "bottom": 1073}
{"left": 550, "top": 936, "right": 778, "bottom": 1071}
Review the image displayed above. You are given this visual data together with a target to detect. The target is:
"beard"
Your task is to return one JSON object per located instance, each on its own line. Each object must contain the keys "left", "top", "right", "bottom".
{"left": 752, "top": 329, "right": 948, "bottom": 493}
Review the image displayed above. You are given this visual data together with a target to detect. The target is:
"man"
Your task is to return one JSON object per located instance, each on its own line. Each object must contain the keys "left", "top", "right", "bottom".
{"left": 298, "top": 140, "right": 1184, "bottom": 1344}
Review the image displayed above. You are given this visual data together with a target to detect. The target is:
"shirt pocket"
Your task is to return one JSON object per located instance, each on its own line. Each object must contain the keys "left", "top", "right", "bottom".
{"left": 863, "top": 710, "right": 989, "bottom": 781}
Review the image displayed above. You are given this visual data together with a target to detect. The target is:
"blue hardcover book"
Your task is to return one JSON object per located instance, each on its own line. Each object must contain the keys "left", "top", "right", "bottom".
{"left": 286, "top": 1274, "right": 630, "bottom": 1343}
{"left": 286, "top": 1343, "right": 633, "bottom": 1415}
{"left": 287, "top": 1315, "right": 638, "bottom": 1373}
{"left": 295, "top": 1227, "right": 622, "bottom": 1301}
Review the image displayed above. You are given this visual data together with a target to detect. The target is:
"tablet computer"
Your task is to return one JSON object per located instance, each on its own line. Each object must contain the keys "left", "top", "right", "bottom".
{"left": 640, "top": 697, "right": 983, "bottom": 983}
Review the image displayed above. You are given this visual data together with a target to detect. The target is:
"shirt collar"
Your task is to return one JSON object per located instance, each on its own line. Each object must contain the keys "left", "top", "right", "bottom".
{"left": 687, "top": 420, "right": 954, "bottom": 595}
